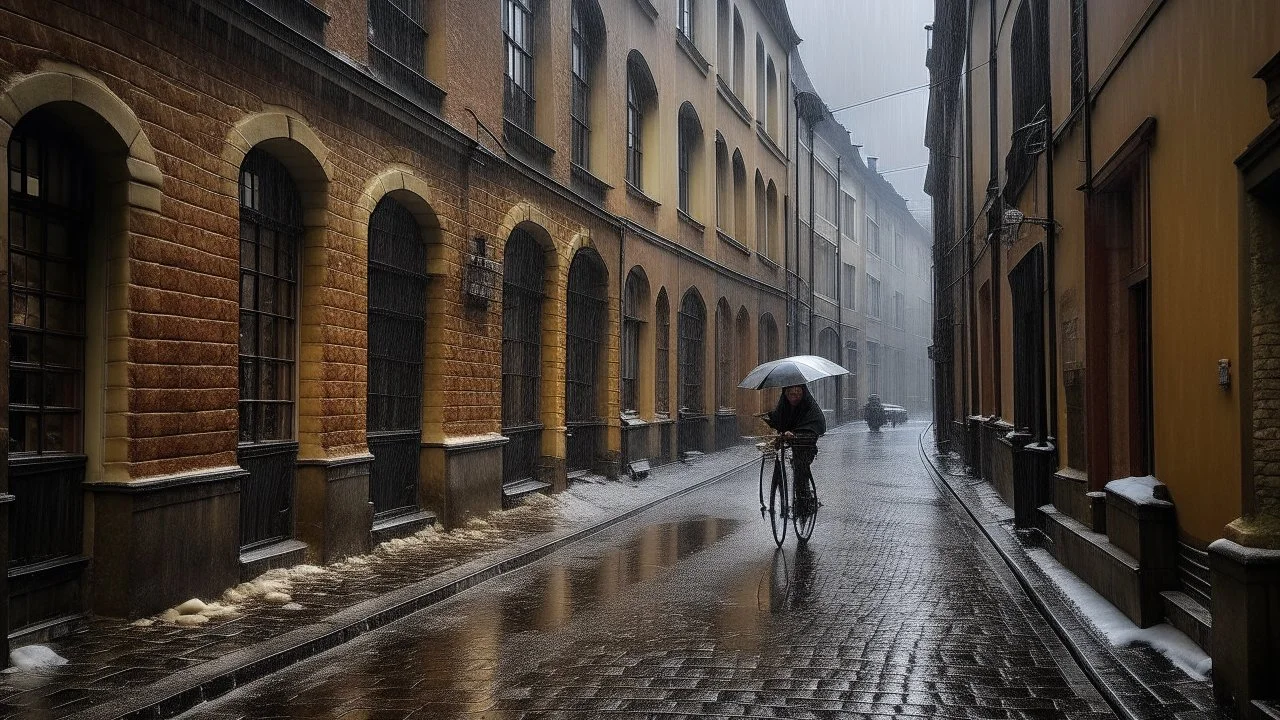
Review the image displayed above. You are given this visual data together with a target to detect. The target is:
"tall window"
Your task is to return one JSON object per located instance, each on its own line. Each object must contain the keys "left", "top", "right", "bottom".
{"left": 655, "top": 290, "right": 670, "bottom": 414}
{"left": 715, "top": 300, "right": 732, "bottom": 411}
{"left": 1070, "top": 0, "right": 1086, "bottom": 110}
{"left": 239, "top": 150, "right": 301, "bottom": 445}
{"left": 501, "top": 229, "right": 545, "bottom": 486}
{"left": 867, "top": 341, "right": 881, "bottom": 396}
{"left": 715, "top": 136, "right": 729, "bottom": 230}
{"left": 755, "top": 172, "right": 767, "bottom": 253}
{"left": 732, "top": 9, "right": 745, "bottom": 97}
{"left": 842, "top": 263, "right": 856, "bottom": 310}
{"left": 1006, "top": 0, "right": 1050, "bottom": 201}
{"left": 8, "top": 121, "right": 89, "bottom": 459}
{"left": 677, "top": 0, "right": 694, "bottom": 41}
{"left": 368, "top": 0, "right": 426, "bottom": 77}
{"left": 570, "top": 2, "right": 589, "bottom": 167}
{"left": 622, "top": 270, "right": 646, "bottom": 413}
{"left": 894, "top": 230, "right": 904, "bottom": 267}
{"left": 504, "top": 0, "right": 535, "bottom": 131}
{"left": 866, "top": 216, "right": 880, "bottom": 256}
{"left": 842, "top": 193, "right": 856, "bottom": 242}
{"left": 894, "top": 291, "right": 905, "bottom": 328}
{"left": 815, "top": 231, "right": 837, "bottom": 299}
{"left": 626, "top": 53, "right": 656, "bottom": 190}
{"left": 765, "top": 56, "right": 778, "bottom": 136}
{"left": 678, "top": 102, "right": 703, "bottom": 215}
{"left": 866, "top": 274, "right": 881, "bottom": 319}
{"left": 755, "top": 36, "right": 766, "bottom": 119}
{"left": 678, "top": 290, "right": 706, "bottom": 414}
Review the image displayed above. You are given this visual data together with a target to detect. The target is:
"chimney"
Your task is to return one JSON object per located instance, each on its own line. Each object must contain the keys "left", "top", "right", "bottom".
{"left": 867, "top": 157, "right": 878, "bottom": 172}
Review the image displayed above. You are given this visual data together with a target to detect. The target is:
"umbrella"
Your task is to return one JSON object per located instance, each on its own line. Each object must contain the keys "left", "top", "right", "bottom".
{"left": 737, "top": 354, "right": 849, "bottom": 390}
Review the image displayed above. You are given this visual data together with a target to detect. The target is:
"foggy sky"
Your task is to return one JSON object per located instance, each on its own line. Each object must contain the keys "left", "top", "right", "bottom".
{"left": 787, "top": 0, "right": 934, "bottom": 221}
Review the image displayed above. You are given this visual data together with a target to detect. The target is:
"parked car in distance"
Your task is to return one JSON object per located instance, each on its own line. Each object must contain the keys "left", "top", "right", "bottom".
{"left": 883, "top": 404, "right": 908, "bottom": 427}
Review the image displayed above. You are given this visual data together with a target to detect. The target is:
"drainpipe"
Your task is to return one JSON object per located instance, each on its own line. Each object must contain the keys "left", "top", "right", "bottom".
{"left": 791, "top": 96, "right": 800, "bottom": 355}
{"left": 836, "top": 155, "right": 844, "bottom": 421}
{"left": 965, "top": 0, "right": 977, "bottom": 421}
{"left": 1044, "top": 29, "right": 1059, "bottom": 446}
{"left": 808, "top": 119, "right": 817, "bottom": 355}
{"left": 989, "top": 0, "right": 1002, "bottom": 416}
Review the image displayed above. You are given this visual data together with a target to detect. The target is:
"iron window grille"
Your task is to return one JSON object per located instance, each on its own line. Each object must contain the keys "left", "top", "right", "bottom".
{"left": 677, "top": 293, "right": 705, "bottom": 415}
{"left": 655, "top": 291, "right": 670, "bottom": 414}
{"left": 7, "top": 117, "right": 90, "bottom": 569}
{"left": 504, "top": 0, "right": 535, "bottom": 132}
{"left": 238, "top": 149, "right": 301, "bottom": 445}
{"left": 622, "top": 271, "right": 644, "bottom": 413}
{"left": 501, "top": 230, "right": 544, "bottom": 485}
{"left": 566, "top": 251, "right": 607, "bottom": 471}
{"left": 367, "top": 197, "right": 427, "bottom": 518}
{"left": 715, "top": 304, "right": 733, "bottom": 411}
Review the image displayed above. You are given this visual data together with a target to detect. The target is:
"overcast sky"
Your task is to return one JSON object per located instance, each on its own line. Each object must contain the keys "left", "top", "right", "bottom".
{"left": 787, "top": 0, "right": 934, "bottom": 219}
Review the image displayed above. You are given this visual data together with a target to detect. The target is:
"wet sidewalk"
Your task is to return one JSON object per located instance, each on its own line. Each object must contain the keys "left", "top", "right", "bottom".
{"left": 918, "top": 428, "right": 1226, "bottom": 720}
{"left": 0, "top": 446, "right": 760, "bottom": 720}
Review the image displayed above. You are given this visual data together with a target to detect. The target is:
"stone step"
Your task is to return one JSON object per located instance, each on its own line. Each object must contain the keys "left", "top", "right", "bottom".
{"left": 501, "top": 478, "right": 552, "bottom": 507}
{"left": 370, "top": 510, "right": 436, "bottom": 545}
{"left": 1254, "top": 700, "right": 1280, "bottom": 720}
{"left": 1160, "top": 589, "right": 1212, "bottom": 652}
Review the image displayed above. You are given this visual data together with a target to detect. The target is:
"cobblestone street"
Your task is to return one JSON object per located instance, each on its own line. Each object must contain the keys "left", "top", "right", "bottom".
{"left": 182, "top": 423, "right": 1117, "bottom": 719}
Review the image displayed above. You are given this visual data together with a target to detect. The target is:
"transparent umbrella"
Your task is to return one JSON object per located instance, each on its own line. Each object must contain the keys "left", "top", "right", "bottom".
{"left": 737, "top": 354, "right": 849, "bottom": 390}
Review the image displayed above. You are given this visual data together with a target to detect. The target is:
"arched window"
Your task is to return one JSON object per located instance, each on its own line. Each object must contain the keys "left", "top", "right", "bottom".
{"left": 7, "top": 114, "right": 91, "bottom": 567}
{"left": 766, "top": 55, "right": 779, "bottom": 137}
{"left": 504, "top": 0, "right": 536, "bottom": 131}
{"left": 715, "top": 134, "right": 730, "bottom": 231}
{"left": 622, "top": 269, "right": 649, "bottom": 414}
{"left": 677, "top": 289, "right": 706, "bottom": 453}
{"left": 566, "top": 248, "right": 608, "bottom": 472}
{"left": 758, "top": 313, "right": 778, "bottom": 363}
{"left": 626, "top": 51, "right": 658, "bottom": 190}
{"left": 677, "top": 102, "right": 704, "bottom": 216}
{"left": 715, "top": 299, "right": 733, "bottom": 411}
{"left": 238, "top": 147, "right": 303, "bottom": 549}
{"left": 755, "top": 36, "right": 766, "bottom": 120}
{"left": 655, "top": 289, "right": 670, "bottom": 415}
{"left": 367, "top": 197, "right": 428, "bottom": 519}
{"left": 716, "top": 0, "right": 730, "bottom": 73}
{"left": 732, "top": 150, "right": 747, "bottom": 243}
{"left": 754, "top": 171, "right": 766, "bottom": 254}
{"left": 732, "top": 9, "right": 745, "bottom": 98}
{"left": 767, "top": 179, "right": 779, "bottom": 260}
{"left": 501, "top": 227, "right": 545, "bottom": 488}
{"left": 571, "top": 0, "right": 605, "bottom": 169}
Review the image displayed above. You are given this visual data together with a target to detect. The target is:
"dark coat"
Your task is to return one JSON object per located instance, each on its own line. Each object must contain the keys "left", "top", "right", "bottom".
{"left": 764, "top": 386, "right": 827, "bottom": 439}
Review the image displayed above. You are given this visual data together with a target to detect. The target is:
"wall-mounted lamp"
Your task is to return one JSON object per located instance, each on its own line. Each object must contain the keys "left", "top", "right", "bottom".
{"left": 1001, "top": 207, "right": 1060, "bottom": 246}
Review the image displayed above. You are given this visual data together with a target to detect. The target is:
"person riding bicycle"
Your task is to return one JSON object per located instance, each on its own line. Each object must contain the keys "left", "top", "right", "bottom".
{"left": 762, "top": 384, "right": 826, "bottom": 516}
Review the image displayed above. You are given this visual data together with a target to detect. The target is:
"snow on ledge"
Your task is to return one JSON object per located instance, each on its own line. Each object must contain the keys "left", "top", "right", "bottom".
{"left": 1106, "top": 476, "right": 1172, "bottom": 507}
{"left": 1026, "top": 547, "right": 1211, "bottom": 680}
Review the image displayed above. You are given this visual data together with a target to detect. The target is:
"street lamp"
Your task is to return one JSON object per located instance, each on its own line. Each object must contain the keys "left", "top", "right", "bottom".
{"left": 1001, "top": 207, "right": 1058, "bottom": 247}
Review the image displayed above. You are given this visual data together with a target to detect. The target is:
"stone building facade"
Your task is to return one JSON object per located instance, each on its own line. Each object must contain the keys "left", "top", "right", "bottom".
{"left": 790, "top": 52, "right": 933, "bottom": 426}
{"left": 926, "top": 0, "right": 1280, "bottom": 714}
{"left": 0, "top": 0, "right": 801, "bottom": 656}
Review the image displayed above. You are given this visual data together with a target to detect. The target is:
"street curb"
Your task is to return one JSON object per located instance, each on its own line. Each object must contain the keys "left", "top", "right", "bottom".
{"left": 915, "top": 427, "right": 1155, "bottom": 720}
{"left": 76, "top": 455, "right": 760, "bottom": 720}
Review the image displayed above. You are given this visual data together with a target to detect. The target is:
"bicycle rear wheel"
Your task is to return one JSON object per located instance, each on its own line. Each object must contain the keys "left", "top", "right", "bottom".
{"left": 769, "top": 453, "right": 789, "bottom": 547}
{"left": 794, "top": 473, "right": 818, "bottom": 543}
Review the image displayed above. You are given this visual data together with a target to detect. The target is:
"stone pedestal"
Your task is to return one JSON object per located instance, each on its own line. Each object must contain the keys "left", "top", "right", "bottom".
{"left": 295, "top": 455, "right": 373, "bottom": 565}
{"left": 1105, "top": 478, "right": 1177, "bottom": 626}
{"left": 85, "top": 468, "right": 242, "bottom": 619}
{"left": 423, "top": 435, "right": 505, "bottom": 529}
{"left": 1012, "top": 439, "right": 1054, "bottom": 530}
{"left": 1210, "top": 539, "right": 1280, "bottom": 718}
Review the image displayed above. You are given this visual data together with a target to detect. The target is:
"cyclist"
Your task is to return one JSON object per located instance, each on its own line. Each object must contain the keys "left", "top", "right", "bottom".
{"left": 762, "top": 384, "right": 827, "bottom": 515}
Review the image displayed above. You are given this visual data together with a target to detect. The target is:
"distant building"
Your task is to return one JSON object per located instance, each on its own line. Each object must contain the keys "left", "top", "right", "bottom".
{"left": 926, "top": 0, "right": 1280, "bottom": 712}
{"left": 790, "top": 52, "right": 933, "bottom": 423}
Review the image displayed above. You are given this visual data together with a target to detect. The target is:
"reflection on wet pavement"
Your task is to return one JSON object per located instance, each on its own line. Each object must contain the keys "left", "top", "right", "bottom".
{"left": 184, "top": 426, "right": 1116, "bottom": 720}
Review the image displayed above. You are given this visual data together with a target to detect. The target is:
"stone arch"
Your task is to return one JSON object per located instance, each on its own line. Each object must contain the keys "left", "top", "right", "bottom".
{"left": 0, "top": 66, "right": 168, "bottom": 486}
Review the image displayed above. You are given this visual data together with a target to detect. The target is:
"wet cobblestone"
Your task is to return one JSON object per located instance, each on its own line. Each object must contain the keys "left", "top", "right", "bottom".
{"left": 181, "top": 424, "right": 1119, "bottom": 719}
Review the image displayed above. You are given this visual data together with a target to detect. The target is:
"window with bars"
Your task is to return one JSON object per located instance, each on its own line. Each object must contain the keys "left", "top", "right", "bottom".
{"left": 239, "top": 149, "right": 301, "bottom": 445}
{"left": 626, "top": 54, "right": 656, "bottom": 190}
{"left": 655, "top": 290, "right": 670, "bottom": 414}
{"left": 677, "top": 0, "right": 694, "bottom": 41}
{"left": 678, "top": 291, "right": 705, "bottom": 414}
{"left": 501, "top": 229, "right": 545, "bottom": 485}
{"left": 622, "top": 270, "right": 645, "bottom": 414}
{"left": 367, "top": 0, "right": 426, "bottom": 77}
{"left": 367, "top": 197, "right": 427, "bottom": 434}
{"left": 715, "top": 302, "right": 732, "bottom": 411}
{"left": 1006, "top": 0, "right": 1050, "bottom": 202}
{"left": 8, "top": 120, "right": 89, "bottom": 457}
{"left": 504, "top": 0, "right": 535, "bottom": 131}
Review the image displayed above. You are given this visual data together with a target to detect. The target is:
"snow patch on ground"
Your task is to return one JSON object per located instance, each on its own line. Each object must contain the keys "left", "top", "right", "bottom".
{"left": 1026, "top": 547, "right": 1211, "bottom": 680}
{"left": 9, "top": 645, "right": 67, "bottom": 671}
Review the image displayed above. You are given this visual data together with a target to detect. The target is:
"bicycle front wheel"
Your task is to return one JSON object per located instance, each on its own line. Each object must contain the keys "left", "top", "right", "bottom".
{"left": 769, "top": 457, "right": 789, "bottom": 547}
{"left": 794, "top": 473, "right": 818, "bottom": 544}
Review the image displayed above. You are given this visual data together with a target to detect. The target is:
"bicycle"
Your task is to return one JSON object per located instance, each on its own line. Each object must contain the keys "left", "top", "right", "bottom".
{"left": 757, "top": 435, "right": 819, "bottom": 547}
